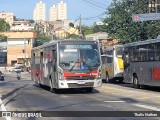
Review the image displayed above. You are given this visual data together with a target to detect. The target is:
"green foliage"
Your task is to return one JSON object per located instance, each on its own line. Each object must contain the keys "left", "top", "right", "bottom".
{"left": 35, "top": 31, "right": 51, "bottom": 47}
{"left": 81, "top": 26, "right": 94, "bottom": 35}
{"left": 103, "top": 0, "right": 160, "bottom": 43}
{"left": 0, "top": 19, "right": 10, "bottom": 32}
{"left": 0, "top": 35, "right": 7, "bottom": 42}
{"left": 93, "top": 25, "right": 106, "bottom": 33}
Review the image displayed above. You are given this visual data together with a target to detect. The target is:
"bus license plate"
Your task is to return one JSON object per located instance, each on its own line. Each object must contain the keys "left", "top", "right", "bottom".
{"left": 78, "top": 81, "right": 85, "bottom": 84}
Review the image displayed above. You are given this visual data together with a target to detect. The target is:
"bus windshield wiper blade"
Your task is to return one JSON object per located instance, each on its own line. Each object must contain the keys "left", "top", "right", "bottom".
{"left": 69, "top": 59, "right": 78, "bottom": 72}
{"left": 84, "top": 62, "right": 92, "bottom": 71}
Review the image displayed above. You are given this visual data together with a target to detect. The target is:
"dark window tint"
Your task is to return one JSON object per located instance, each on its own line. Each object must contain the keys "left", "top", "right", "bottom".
{"left": 106, "top": 56, "right": 113, "bottom": 63}
{"left": 139, "top": 45, "right": 147, "bottom": 62}
{"left": 147, "top": 44, "right": 156, "bottom": 61}
{"left": 101, "top": 56, "right": 107, "bottom": 64}
{"left": 106, "top": 50, "right": 113, "bottom": 56}
{"left": 155, "top": 43, "right": 160, "bottom": 61}
{"left": 132, "top": 47, "right": 139, "bottom": 62}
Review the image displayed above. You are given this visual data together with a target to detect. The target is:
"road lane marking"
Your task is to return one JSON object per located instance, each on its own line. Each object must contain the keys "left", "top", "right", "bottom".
{"left": 104, "top": 100, "right": 126, "bottom": 103}
{"left": 133, "top": 104, "right": 160, "bottom": 111}
{"left": 0, "top": 97, "right": 11, "bottom": 120}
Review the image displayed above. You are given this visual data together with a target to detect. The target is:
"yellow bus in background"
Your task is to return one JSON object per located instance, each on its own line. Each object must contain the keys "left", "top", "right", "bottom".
{"left": 101, "top": 45, "right": 124, "bottom": 83}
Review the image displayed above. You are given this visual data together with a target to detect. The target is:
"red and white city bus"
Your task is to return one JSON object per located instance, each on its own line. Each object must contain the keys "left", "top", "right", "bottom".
{"left": 31, "top": 40, "right": 102, "bottom": 93}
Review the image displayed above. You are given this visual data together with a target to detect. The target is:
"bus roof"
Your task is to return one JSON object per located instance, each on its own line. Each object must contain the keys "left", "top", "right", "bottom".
{"left": 32, "top": 39, "right": 99, "bottom": 51}
{"left": 124, "top": 38, "right": 160, "bottom": 47}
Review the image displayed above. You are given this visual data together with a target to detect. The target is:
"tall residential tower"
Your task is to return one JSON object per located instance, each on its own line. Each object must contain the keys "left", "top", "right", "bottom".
{"left": 33, "top": 0, "right": 46, "bottom": 22}
{"left": 49, "top": 1, "right": 67, "bottom": 21}
{"left": 49, "top": 5, "right": 57, "bottom": 21}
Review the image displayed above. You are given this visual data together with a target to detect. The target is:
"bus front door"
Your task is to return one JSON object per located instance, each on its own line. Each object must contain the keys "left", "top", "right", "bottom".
{"left": 123, "top": 52, "right": 131, "bottom": 83}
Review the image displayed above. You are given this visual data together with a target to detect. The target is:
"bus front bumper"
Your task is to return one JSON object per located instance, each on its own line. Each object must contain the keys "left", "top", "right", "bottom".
{"left": 57, "top": 79, "right": 102, "bottom": 89}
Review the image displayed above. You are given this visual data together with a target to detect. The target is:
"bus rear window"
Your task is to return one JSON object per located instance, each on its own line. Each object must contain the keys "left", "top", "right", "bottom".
{"left": 116, "top": 47, "right": 123, "bottom": 57}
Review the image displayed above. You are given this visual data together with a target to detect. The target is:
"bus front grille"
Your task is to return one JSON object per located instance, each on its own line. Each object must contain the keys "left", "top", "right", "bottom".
{"left": 68, "top": 82, "right": 94, "bottom": 88}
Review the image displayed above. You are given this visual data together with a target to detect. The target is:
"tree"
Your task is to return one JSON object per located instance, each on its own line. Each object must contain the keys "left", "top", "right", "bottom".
{"left": 93, "top": 25, "right": 106, "bottom": 33}
{"left": 34, "top": 31, "right": 51, "bottom": 47}
{"left": 81, "top": 26, "right": 94, "bottom": 35}
{"left": 0, "top": 35, "right": 7, "bottom": 42}
{"left": 103, "top": 0, "right": 160, "bottom": 43}
{"left": 0, "top": 19, "right": 10, "bottom": 32}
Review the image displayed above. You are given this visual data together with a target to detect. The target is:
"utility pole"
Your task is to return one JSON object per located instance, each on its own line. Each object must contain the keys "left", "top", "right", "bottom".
{"left": 79, "top": 14, "right": 82, "bottom": 38}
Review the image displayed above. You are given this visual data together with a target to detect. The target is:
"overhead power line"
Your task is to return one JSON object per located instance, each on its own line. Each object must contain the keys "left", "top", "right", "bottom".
{"left": 89, "top": 0, "right": 109, "bottom": 6}
{"left": 82, "top": 12, "right": 106, "bottom": 20}
{"left": 80, "top": 0, "right": 106, "bottom": 10}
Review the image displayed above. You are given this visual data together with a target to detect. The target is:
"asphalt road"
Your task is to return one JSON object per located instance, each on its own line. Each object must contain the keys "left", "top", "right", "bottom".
{"left": 0, "top": 72, "right": 160, "bottom": 120}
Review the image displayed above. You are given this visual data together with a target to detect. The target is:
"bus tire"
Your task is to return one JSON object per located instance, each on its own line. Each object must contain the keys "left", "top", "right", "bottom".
{"left": 119, "top": 78, "right": 123, "bottom": 83}
{"left": 133, "top": 76, "right": 140, "bottom": 89}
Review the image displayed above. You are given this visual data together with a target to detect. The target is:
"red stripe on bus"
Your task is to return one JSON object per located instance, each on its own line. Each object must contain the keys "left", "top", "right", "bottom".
{"left": 152, "top": 67, "right": 160, "bottom": 80}
{"left": 64, "top": 70, "right": 98, "bottom": 77}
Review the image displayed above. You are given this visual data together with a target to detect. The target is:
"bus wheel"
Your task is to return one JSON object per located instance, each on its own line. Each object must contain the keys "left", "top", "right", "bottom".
{"left": 85, "top": 88, "right": 93, "bottom": 93}
{"left": 133, "top": 76, "right": 140, "bottom": 89}
{"left": 105, "top": 73, "right": 110, "bottom": 83}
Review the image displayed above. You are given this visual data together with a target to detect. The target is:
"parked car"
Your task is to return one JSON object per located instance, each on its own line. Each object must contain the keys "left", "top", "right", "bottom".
{"left": 9, "top": 67, "right": 15, "bottom": 72}
{"left": 0, "top": 71, "right": 4, "bottom": 81}
{"left": 13, "top": 67, "right": 23, "bottom": 72}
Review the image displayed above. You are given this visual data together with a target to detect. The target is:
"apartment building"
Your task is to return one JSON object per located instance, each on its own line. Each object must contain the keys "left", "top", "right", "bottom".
{"left": 10, "top": 21, "right": 34, "bottom": 31}
{"left": 49, "top": 5, "right": 57, "bottom": 21}
{"left": 0, "top": 12, "right": 14, "bottom": 25}
{"left": 57, "top": 1, "right": 67, "bottom": 20}
{"left": 49, "top": 1, "right": 67, "bottom": 21}
{"left": 33, "top": 0, "right": 46, "bottom": 22}
{"left": 0, "top": 31, "right": 37, "bottom": 66}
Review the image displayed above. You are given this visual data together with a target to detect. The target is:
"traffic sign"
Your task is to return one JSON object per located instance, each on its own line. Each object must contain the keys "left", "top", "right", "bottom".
{"left": 132, "top": 13, "right": 160, "bottom": 22}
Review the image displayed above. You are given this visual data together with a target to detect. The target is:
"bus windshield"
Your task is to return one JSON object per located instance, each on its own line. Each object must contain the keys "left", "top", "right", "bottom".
{"left": 59, "top": 44, "right": 100, "bottom": 71}
{"left": 116, "top": 47, "right": 123, "bottom": 58}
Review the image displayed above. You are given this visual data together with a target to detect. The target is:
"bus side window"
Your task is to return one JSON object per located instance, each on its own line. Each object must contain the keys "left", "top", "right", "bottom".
{"left": 101, "top": 56, "right": 106, "bottom": 65}
{"left": 139, "top": 45, "right": 147, "bottom": 62}
{"left": 147, "top": 44, "right": 156, "bottom": 61}
{"left": 52, "top": 50, "right": 57, "bottom": 71}
{"left": 155, "top": 43, "right": 160, "bottom": 61}
{"left": 106, "top": 56, "right": 113, "bottom": 63}
{"left": 132, "top": 47, "right": 139, "bottom": 62}
{"left": 106, "top": 50, "right": 113, "bottom": 64}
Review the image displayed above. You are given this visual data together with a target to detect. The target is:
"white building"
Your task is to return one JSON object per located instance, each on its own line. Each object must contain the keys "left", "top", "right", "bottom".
{"left": 49, "top": 1, "right": 67, "bottom": 21}
{"left": 0, "top": 12, "right": 14, "bottom": 25}
{"left": 49, "top": 5, "right": 57, "bottom": 21}
{"left": 85, "top": 32, "right": 108, "bottom": 40}
{"left": 57, "top": 1, "right": 67, "bottom": 20}
{"left": 33, "top": 0, "right": 46, "bottom": 22}
{"left": 10, "top": 21, "right": 34, "bottom": 31}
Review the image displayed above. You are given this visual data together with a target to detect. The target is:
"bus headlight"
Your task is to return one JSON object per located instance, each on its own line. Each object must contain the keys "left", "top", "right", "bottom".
{"left": 58, "top": 68, "right": 64, "bottom": 80}
{"left": 97, "top": 68, "right": 101, "bottom": 79}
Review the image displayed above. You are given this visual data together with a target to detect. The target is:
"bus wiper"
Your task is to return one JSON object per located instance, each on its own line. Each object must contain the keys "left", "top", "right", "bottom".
{"left": 84, "top": 62, "right": 92, "bottom": 71}
{"left": 69, "top": 59, "right": 78, "bottom": 72}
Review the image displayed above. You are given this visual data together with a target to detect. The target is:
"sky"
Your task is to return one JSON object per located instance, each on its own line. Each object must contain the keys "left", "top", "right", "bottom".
{"left": 0, "top": 0, "right": 112, "bottom": 25}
